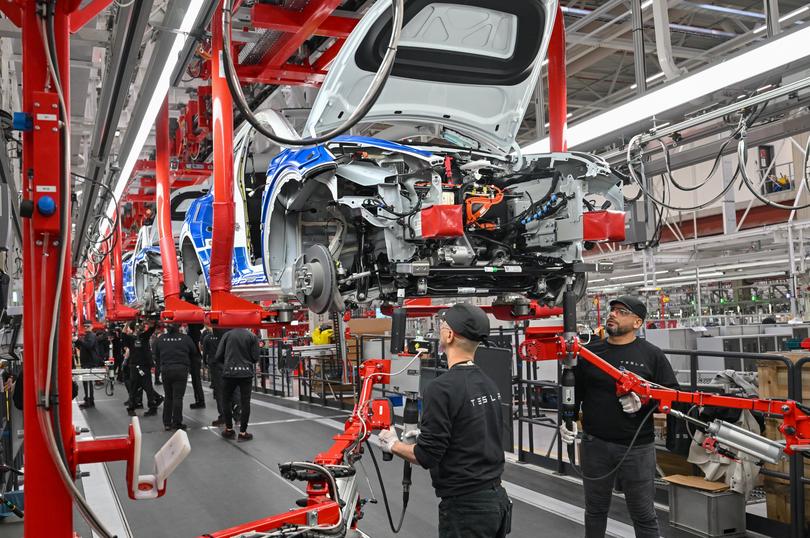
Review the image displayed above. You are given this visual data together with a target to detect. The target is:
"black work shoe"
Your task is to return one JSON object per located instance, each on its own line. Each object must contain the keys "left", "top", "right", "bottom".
{"left": 189, "top": 402, "right": 205, "bottom": 409}
{"left": 221, "top": 428, "right": 235, "bottom": 439}
{"left": 212, "top": 418, "right": 225, "bottom": 427}
{"left": 174, "top": 423, "right": 188, "bottom": 431}
{"left": 143, "top": 408, "right": 158, "bottom": 417}
{"left": 127, "top": 409, "right": 137, "bottom": 417}
{"left": 153, "top": 395, "right": 164, "bottom": 407}
{"left": 238, "top": 432, "right": 253, "bottom": 442}
{"left": 79, "top": 402, "right": 94, "bottom": 409}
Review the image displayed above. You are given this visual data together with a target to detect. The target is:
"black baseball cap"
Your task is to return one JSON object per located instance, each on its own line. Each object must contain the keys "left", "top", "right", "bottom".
{"left": 609, "top": 295, "right": 647, "bottom": 320}
{"left": 439, "top": 303, "right": 490, "bottom": 342}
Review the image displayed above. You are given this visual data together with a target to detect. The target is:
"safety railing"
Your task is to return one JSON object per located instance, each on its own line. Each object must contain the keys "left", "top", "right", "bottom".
{"left": 295, "top": 335, "right": 361, "bottom": 411}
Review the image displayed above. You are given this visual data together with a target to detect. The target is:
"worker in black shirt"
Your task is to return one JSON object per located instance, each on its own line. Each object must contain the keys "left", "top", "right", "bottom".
{"left": 560, "top": 295, "right": 679, "bottom": 538}
{"left": 122, "top": 321, "right": 163, "bottom": 417}
{"left": 75, "top": 321, "right": 100, "bottom": 409}
{"left": 215, "top": 328, "right": 259, "bottom": 441}
{"left": 154, "top": 324, "right": 199, "bottom": 431}
{"left": 202, "top": 328, "right": 230, "bottom": 427}
{"left": 380, "top": 303, "right": 511, "bottom": 538}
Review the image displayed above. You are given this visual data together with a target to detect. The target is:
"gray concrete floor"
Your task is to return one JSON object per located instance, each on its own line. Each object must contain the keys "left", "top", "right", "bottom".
{"left": 0, "top": 378, "right": 775, "bottom": 537}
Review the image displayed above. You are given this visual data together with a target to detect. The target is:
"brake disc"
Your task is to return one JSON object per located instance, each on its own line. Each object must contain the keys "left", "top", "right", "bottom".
{"left": 293, "top": 244, "right": 344, "bottom": 314}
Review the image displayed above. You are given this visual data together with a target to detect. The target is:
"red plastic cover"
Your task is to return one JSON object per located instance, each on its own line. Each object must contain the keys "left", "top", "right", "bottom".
{"left": 419, "top": 205, "right": 464, "bottom": 238}
{"left": 583, "top": 210, "right": 626, "bottom": 242}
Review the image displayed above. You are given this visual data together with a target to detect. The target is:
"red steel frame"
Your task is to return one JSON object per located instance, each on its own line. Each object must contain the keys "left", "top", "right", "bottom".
{"left": 155, "top": 96, "right": 205, "bottom": 323}
{"left": 3, "top": 1, "right": 141, "bottom": 535}
{"left": 202, "top": 359, "right": 393, "bottom": 537}
{"left": 519, "top": 328, "right": 810, "bottom": 453}
{"left": 207, "top": 0, "right": 292, "bottom": 329}
{"left": 232, "top": 0, "right": 354, "bottom": 86}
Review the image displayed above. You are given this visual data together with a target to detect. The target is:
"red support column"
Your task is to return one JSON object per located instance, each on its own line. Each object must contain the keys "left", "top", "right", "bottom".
{"left": 21, "top": 1, "right": 75, "bottom": 535}
{"left": 210, "top": 0, "right": 235, "bottom": 297}
{"left": 157, "top": 96, "right": 204, "bottom": 323}
{"left": 156, "top": 97, "right": 180, "bottom": 301}
{"left": 69, "top": 0, "right": 113, "bottom": 33}
{"left": 547, "top": 5, "right": 567, "bottom": 152}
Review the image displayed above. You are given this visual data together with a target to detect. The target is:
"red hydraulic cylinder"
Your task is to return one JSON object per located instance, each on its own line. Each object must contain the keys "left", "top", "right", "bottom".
{"left": 20, "top": 1, "right": 75, "bottom": 535}
{"left": 547, "top": 5, "right": 567, "bottom": 152}
{"left": 107, "top": 213, "right": 138, "bottom": 321}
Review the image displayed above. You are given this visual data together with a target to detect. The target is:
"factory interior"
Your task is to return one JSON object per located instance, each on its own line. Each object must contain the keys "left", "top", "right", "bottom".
{"left": 0, "top": 0, "right": 810, "bottom": 537}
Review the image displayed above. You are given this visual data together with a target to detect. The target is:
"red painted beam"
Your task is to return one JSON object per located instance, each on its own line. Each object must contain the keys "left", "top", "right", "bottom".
{"left": 69, "top": 0, "right": 113, "bottom": 33}
{"left": 236, "top": 63, "right": 327, "bottom": 86}
{"left": 251, "top": 3, "right": 357, "bottom": 39}
{"left": 255, "top": 0, "right": 344, "bottom": 81}
{"left": 0, "top": 0, "right": 22, "bottom": 28}
{"left": 312, "top": 39, "right": 344, "bottom": 71}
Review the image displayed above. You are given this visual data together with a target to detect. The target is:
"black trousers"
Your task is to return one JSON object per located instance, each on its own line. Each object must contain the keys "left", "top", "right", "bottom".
{"left": 222, "top": 377, "right": 252, "bottom": 432}
{"left": 581, "top": 435, "right": 659, "bottom": 538}
{"left": 190, "top": 355, "right": 205, "bottom": 405}
{"left": 162, "top": 365, "right": 189, "bottom": 427}
{"left": 82, "top": 380, "right": 94, "bottom": 404}
{"left": 126, "top": 365, "right": 160, "bottom": 411}
{"left": 438, "top": 485, "right": 511, "bottom": 538}
{"left": 210, "top": 362, "right": 224, "bottom": 419}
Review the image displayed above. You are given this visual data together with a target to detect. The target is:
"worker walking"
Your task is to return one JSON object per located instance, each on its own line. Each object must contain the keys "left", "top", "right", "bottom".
{"left": 154, "top": 323, "right": 199, "bottom": 431}
{"left": 560, "top": 295, "right": 679, "bottom": 538}
{"left": 215, "top": 328, "right": 259, "bottom": 441}
{"left": 75, "top": 320, "right": 101, "bottom": 409}
{"left": 122, "top": 321, "right": 163, "bottom": 417}
{"left": 202, "top": 327, "right": 228, "bottom": 426}
{"left": 379, "top": 303, "right": 511, "bottom": 538}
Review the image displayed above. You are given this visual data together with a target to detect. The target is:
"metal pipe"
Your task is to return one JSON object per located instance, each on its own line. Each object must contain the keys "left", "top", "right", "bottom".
{"left": 651, "top": 0, "right": 684, "bottom": 80}
{"left": 764, "top": 0, "right": 781, "bottom": 37}
{"left": 602, "top": 76, "right": 810, "bottom": 160}
{"left": 630, "top": 0, "right": 647, "bottom": 96}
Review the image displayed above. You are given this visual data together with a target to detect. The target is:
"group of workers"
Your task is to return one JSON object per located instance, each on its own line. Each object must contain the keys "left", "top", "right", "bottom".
{"left": 380, "top": 296, "right": 677, "bottom": 538}
{"left": 75, "top": 320, "right": 260, "bottom": 440}
{"left": 74, "top": 293, "right": 673, "bottom": 538}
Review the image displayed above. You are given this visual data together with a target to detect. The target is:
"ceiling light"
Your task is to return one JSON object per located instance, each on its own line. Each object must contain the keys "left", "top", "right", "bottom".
{"left": 676, "top": 259, "right": 788, "bottom": 273}
{"left": 522, "top": 23, "right": 810, "bottom": 153}
{"left": 609, "top": 270, "right": 669, "bottom": 280}
{"left": 101, "top": 0, "right": 206, "bottom": 233}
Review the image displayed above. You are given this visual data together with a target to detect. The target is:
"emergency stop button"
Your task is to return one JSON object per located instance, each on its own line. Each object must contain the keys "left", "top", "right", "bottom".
{"left": 37, "top": 195, "right": 57, "bottom": 216}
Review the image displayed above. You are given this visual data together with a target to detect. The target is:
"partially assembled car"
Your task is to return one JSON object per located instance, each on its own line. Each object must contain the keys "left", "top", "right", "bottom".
{"left": 182, "top": 0, "right": 625, "bottom": 312}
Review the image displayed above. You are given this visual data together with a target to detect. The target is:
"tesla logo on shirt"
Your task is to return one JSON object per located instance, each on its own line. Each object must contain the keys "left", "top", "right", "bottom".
{"left": 470, "top": 393, "right": 501, "bottom": 407}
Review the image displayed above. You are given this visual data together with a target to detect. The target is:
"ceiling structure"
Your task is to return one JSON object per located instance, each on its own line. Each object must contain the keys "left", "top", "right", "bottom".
{"left": 0, "top": 0, "right": 808, "bottom": 279}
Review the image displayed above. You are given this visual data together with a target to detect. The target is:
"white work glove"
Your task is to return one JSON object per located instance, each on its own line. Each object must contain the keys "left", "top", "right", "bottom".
{"left": 619, "top": 392, "right": 642, "bottom": 414}
{"left": 378, "top": 426, "right": 399, "bottom": 454}
{"left": 559, "top": 422, "right": 577, "bottom": 445}
{"left": 402, "top": 429, "right": 421, "bottom": 444}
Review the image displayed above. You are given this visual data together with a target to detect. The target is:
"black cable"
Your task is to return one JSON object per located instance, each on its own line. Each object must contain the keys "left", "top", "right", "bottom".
{"left": 364, "top": 441, "right": 407, "bottom": 533}
{"left": 566, "top": 406, "right": 656, "bottom": 482}
{"left": 737, "top": 135, "right": 810, "bottom": 210}
{"left": 221, "top": 0, "right": 404, "bottom": 147}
